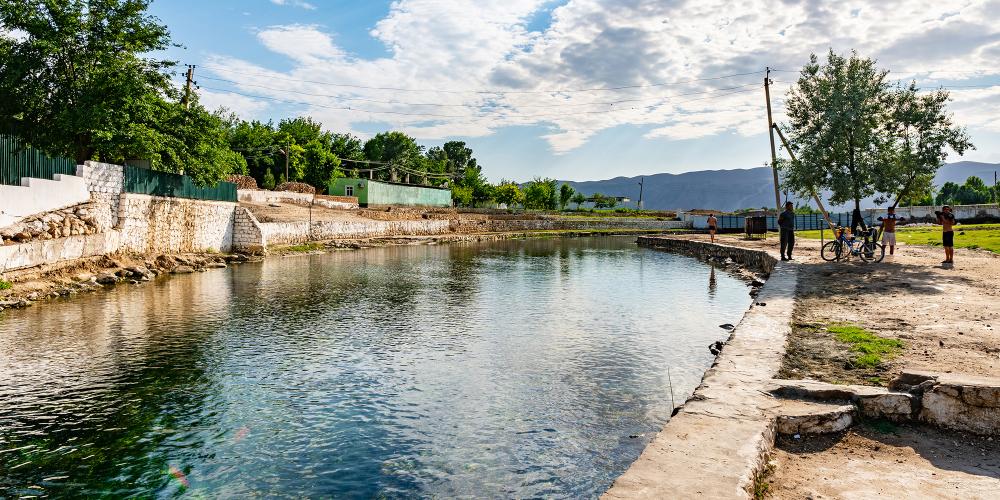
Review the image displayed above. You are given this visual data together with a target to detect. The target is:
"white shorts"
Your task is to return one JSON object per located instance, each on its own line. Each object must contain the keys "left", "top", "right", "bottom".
{"left": 882, "top": 232, "right": 896, "bottom": 245}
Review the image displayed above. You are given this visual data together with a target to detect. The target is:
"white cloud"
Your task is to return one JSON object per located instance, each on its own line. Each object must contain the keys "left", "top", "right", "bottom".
{"left": 269, "top": 0, "right": 316, "bottom": 10}
{"left": 199, "top": 88, "right": 270, "bottom": 117}
{"left": 204, "top": 0, "right": 1000, "bottom": 154}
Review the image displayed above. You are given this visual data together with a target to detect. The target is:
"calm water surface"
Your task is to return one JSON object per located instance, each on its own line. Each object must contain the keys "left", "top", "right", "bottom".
{"left": 0, "top": 237, "right": 750, "bottom": 498}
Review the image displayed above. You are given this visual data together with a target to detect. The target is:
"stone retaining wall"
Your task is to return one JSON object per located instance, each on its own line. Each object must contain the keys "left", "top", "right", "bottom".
{"left": 77, "top": 161, "right": 124, "bottom": 231}
{"left": 117, "top": 194, "right": 236, "bottom": 254}
{"left": 636, "top": 236, "right": 777, "bottom": 274}
{"left": 1, "top": 231, "right": 121, "bottom": 272}
{"left": 258, "top": 219, "right": 452, "bottom": 246}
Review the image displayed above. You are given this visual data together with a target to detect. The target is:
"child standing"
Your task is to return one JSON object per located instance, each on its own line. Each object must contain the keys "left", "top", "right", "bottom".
{"left": 936, "top": 206, "right": 956, "bottom": 264}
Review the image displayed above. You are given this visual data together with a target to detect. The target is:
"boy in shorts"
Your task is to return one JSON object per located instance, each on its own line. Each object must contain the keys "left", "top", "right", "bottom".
{"left": 877, "top": 207, "right": 905, "bottom": 255}
{"left": 936, "top": 206, "right": 956, "bottom": 264}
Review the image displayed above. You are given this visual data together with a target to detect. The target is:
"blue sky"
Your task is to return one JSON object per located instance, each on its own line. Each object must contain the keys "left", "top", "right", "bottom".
{"left": 150, "top": 0, "right": 1000, "bottom": 182}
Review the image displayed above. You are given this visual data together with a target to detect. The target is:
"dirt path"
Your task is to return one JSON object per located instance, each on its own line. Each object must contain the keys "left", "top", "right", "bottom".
{"left": 679, "top": 233, "right": 1000, "bottom": 498}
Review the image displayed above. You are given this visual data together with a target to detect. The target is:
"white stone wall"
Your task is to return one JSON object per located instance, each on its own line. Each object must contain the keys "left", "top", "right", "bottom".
{"left": 233, "top": 207, "right": 265, "bottom": 253}
{"left": 0, "top": 174, "right": 90, "bottom": 229}
{"left": 238, "top": 189, "right": 314, "bottom": 205}
{"left": 77, "top": 162, "right": 125, "bottom": 230}
{"left": 312, "top": 197, "right": 359, "bottom": 210}
{"left": 0, "top": 230, "right": 121, "bottom": 273}
{"left": 116, "top": 194, "right": 236, "bottom": 254}
{"left": 258, "top": 219, "right": 452, "bottom": 246}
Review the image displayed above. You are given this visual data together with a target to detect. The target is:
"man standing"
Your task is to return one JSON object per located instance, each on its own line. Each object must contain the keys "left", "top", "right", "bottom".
{"left": 936, "top": 205, "right": 956, "bottom": 264}
{"left": 877, "top": 206, "right": 905, "bottom": 256}
{"left": 778, "top": 202, "right": 795, "bottom": 261}
{"left": 707, "top": 213, "right": 718, "bottom": 243}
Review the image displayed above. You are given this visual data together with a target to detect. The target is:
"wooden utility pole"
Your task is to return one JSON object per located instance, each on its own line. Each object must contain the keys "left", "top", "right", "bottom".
{"left": 764, "top": 67, "right": 781, "bottom": 213}
{"left": 772, "top": 125, "right": 836, "bottom": 231}
{"left": 182, "top": 64, "right": 196, "bottom": 109}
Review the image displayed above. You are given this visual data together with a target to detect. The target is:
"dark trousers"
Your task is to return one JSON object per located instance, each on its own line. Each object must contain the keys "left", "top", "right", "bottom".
{"left": 780, "top": 229, "right": 795, "bottom": 258}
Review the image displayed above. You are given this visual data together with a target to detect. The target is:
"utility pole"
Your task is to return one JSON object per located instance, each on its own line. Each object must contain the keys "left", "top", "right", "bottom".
{"left": 772, "top": 124, "right": 835, "bottom": 231}
{"left": 764, "top": 67, "right": 781, "bottom": 213}
{"left": 278, "top": 144, "right": 290, "bottom": 182}
{"left": 182, "top": 64, "right": 196, "bottom": 110}
{"left": 637, "top": 176, "right": 644, "bottom": 209}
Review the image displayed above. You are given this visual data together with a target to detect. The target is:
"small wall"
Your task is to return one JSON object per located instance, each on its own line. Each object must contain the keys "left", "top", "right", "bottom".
{"left": 636, "top": 236, "right": 778, "bottom": 274}
{"left": 0, "top": 174, "right": 90, "bottom": 229}
{"left": 868, "top": 204, "right": 999, "bottom": 221}
{"left": 233, "top": 207, "right": 265, "bottom": 254}
{"left": 258, "top": 219, "right": 452, "bottom": 246}
{"left": 0, "top": 230, "right": 121, "bottom": 272}
{"left": 117, "top": 194, "right": 236, "bottom": 254}
{"left": 238, "top": 189, "right": 313, "bottom": 205}
{"left": 77, "top": 161, "right": 124, "bottom": 230}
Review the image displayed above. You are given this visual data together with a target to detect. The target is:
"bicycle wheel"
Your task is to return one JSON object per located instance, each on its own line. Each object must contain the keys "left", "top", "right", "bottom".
{"left": 821, "top": 240, "right": 842, "bottom": 262}
{"left": 861, "top": 242, "right": 885, "bottom": 263}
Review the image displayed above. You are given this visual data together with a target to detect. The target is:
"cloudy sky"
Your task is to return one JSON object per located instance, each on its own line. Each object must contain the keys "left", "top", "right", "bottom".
{"left": 152, "top": 0, "right": 1000, "bottom": 182}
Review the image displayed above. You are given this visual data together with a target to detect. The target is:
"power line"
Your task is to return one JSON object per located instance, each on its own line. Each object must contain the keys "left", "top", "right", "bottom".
{"left": 201, "top": 65, "right": 765, "bottom": 94}
{"left": 200, "top": 75, "right": 762, "bottom": 108}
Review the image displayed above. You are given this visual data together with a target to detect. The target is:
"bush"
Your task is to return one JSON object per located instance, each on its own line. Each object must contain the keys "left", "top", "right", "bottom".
{"left": 226, "top": 175, "right": 258, "bottom": 190}
{"left": 0, "top": 279, "right": 11, "bottom": 291}
{"left": 275, "top": 182, "right": 316, "bottom": 194}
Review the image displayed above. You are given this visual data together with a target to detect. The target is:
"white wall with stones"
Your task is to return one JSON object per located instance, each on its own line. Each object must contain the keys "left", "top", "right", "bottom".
{"left": 76, "top": 161, "right": 125, "bottom": 230}
{"left": 116, "top": 194, "right": 236, "bottom": 254}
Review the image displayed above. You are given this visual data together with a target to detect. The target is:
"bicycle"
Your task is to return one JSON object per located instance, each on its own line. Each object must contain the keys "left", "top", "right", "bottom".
{"left": 821, "top": 226, "right": 884, "bottom": 263}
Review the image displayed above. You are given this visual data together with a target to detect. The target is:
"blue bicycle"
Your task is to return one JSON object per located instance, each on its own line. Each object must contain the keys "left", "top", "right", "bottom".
{"left": 821, "top": 226, "right": 885, "bottom": 262}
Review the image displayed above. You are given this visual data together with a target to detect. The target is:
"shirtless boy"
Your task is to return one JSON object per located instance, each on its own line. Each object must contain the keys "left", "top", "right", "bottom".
{"left": 707, "top": 214, "right": 718, "bottom": 243}
{"left": 936, "top": 205, "right": 956, "bottom": 264}
{"left": 877, "top": 207, "right": 905, "bottom": 255}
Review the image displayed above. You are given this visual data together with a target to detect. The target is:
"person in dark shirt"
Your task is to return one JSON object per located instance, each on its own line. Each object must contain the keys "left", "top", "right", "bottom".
{"left": 778, "top": 202, "right": 795, "bottom": 261}
{"left": 936, "top": 205, "right": 956, "bottom": 264}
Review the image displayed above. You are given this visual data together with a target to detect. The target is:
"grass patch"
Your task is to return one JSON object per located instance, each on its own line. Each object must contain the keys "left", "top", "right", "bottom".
{"left": 0, "top": 279, "right": 11, "bottom": 291}
{"left": 796, "top": 223, "right": 1000, "bottom": 253}
{"left": 285, "top": 242, "right": 325, "bottom": 253}
{"left": 829, "top": 323, "right": 903, "bottom": 368}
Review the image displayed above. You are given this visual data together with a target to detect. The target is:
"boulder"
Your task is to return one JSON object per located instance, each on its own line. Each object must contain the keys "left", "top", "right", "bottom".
{"left": 172, "top": 265, "right": 196, "bottom": 274}
{"left": 96, "top": 273, "right": 118, "bottom": 285}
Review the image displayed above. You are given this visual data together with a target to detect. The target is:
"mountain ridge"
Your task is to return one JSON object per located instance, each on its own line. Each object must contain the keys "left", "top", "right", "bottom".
{"left": 562, "top": 161, "right": 999, "bottom": 212}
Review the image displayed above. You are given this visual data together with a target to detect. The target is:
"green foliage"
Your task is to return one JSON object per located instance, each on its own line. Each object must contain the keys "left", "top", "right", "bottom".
{"left": 493, "top": 181, "right": 524, "bottom": 208}
{"left": 570, "top": 192, "right": 587, "bottom": 209}
{"left": 262, "top": 168, "right": 276, "bottom": 190}
{"left": 0, "top": 278, "right": 11, "bottom": 291}
{"left": 559, "top": 184, "right": 575, "bottom": 211}
{"left": 876, "top": 83, "right": 973, "bottom": 207}
{"left": 829, "top": 323, "right": 903, "bottom": 368}
{"left": 590, "top": 192, "right": 618, "bottom": 209}
{"left": 782, "top": 50, "right": 892, "bottom": 209}
{"left": 936, "top": 176, "right": 993, "bottom": 205}
{"left": 363, "top": 131, "right": 423, "bottom": 183}
{"left": 286, "top": 242, "right": 324, "bottom": 253}
{"left": 451, "top": 185, "right": 473, "bottom": 206}
{"left": 523, "top": 178, "right": 558, "bottom": 210}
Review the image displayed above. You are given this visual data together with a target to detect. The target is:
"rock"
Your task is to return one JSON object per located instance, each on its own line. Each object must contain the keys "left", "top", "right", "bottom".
{"left": 26, "top": 292, "right": 40, "bottom": 301}
{"left": 719, "top": 323, "right": 735, "bottom": 330}
{"left": 776, "top": 404, "right": 855, "bottom": 436}
{"left": 115, "top": 269, "right": 131, "bottom": 278}
{"left": 126, "top": 266, "right": 152, "bottom": 278}
{"left": 13, "top": 232, "right": 32, "bottom": 242}
{"left": 856, "top": 393, "right": 915, "bottom": 421}
{"left": 171, "top": 265, "right": 195, "bottom": 274}
{"left": 205, "top": 262, "right": 227, "bottom": 269}
{"left": 96, "top": 273, "right": 118, "bottom": 285}
{"left": 709, "top": 341, "right": 724, "bottom": 355}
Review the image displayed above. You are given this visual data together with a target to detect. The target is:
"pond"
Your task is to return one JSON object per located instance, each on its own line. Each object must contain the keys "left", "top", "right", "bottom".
{"left": 0, "top": 236, "right": 750, "bottom": 498}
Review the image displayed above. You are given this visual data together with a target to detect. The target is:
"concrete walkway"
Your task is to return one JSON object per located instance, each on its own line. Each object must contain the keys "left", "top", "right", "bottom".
{"left": 604, "top": 258, "right": 797, "bottom": 499}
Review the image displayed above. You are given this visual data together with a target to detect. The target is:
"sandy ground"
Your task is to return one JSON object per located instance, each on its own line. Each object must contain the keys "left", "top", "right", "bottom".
{"left": 688, "top": 233, "right": 1000, "bottom": 498}
{"left": 769, "top": 424, "right": 999, "bottom": 499}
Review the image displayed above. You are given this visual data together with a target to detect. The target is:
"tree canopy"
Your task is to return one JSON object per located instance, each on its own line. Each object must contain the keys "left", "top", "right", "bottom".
{"left": 780, "top": 50, "right": 973, "bottom": 211}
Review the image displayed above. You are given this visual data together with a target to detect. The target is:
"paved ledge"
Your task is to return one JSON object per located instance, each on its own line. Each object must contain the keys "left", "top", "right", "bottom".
{"left": 636, "top": 236, "right": 778, "bottom": 274}
{"left": 604, "top": 242, "right": 796, "bottom": 499}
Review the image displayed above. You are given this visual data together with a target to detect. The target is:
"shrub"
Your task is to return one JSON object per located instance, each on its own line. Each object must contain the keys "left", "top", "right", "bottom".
{"left": 275, "top": 182, "right": 316, "bottom": 194}
{"left": 0, "top": 279, "right": 11, "bottom": 291}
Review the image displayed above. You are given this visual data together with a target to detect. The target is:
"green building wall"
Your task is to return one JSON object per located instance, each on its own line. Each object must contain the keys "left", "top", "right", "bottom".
{"left": 329, "top": 178, "right": 451, "bottom": 207}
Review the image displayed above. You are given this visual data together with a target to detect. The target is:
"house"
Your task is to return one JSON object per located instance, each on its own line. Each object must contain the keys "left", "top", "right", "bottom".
{"left": 328, "top": 178, "right": 452, "bottom": 208}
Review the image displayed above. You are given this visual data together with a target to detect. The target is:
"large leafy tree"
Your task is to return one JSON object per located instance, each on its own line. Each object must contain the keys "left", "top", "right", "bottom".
{"left": 781, "top": 50, "right": 893, "bottom": 211}
{"left": 363, "top": 131, "right": 423, "bottom": 182}
{"left": 493, "top": 181, "right": 524, "bottom": 209}
{"left": 876, "top": 83, "right": 973, "bottom": 207}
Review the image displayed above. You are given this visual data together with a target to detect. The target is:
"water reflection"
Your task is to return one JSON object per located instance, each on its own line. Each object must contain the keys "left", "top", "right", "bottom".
{"left": 0, "top": 237, "right": 750, "bottom": 498}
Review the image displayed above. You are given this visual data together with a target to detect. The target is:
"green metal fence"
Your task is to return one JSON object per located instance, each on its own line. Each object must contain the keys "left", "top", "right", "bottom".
{"left": 0, "top": 134, "right": 77, "bottom": 186}
{"left": 123, "top": 164, "right": 237, "bottom": 202}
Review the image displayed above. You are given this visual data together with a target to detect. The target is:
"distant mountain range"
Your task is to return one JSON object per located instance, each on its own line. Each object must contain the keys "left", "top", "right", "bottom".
{"left": 563, "top": 161, "right": 1000, "bottom": 212}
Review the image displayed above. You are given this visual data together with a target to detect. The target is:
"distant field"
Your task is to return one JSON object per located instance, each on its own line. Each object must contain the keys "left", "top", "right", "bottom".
{"left": 796, "top": 223, "right": 1000, "bottom": 253}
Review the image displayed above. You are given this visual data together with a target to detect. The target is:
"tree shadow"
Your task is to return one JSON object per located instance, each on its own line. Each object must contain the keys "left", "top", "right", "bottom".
{"left": 794, "top": 258, "right": 978, "bottom": 299}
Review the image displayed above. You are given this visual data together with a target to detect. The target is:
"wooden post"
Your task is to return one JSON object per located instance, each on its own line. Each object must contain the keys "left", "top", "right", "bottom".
{"left": 764, "top": 67, "right": 782, "bottom": 213}
{"left": 772, "top": 125, "right": 836, "bottom": 231}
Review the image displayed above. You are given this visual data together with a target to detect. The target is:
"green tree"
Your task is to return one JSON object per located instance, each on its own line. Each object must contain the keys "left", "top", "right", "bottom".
{"left": 451, "top": 185, "right": 473, "bottom": 207}
{"left": 493, "top": 181, "right": 524, "bottom": 208}
{"left": 781, "top": 50, "right": 893, "bottom": 211}
{"left": 363, "top": 131, "right": 423, "bottom": 182}
{"left": 523, "top": 177, "right": 558, "bottom": 210}
{"left": 262, "top": 168, "right": 276, "bottom": 190}
{"left": 302, "top": 138, "right": 342, "bottom": 191}
{"left": 571, "top": 192, "right": 586, "bottom": 210}
{"left": 559, "top": 184, "right": 575, "bottom": 211}
{"left": 877, "top": 83, "right": 973, "bottom": 207}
